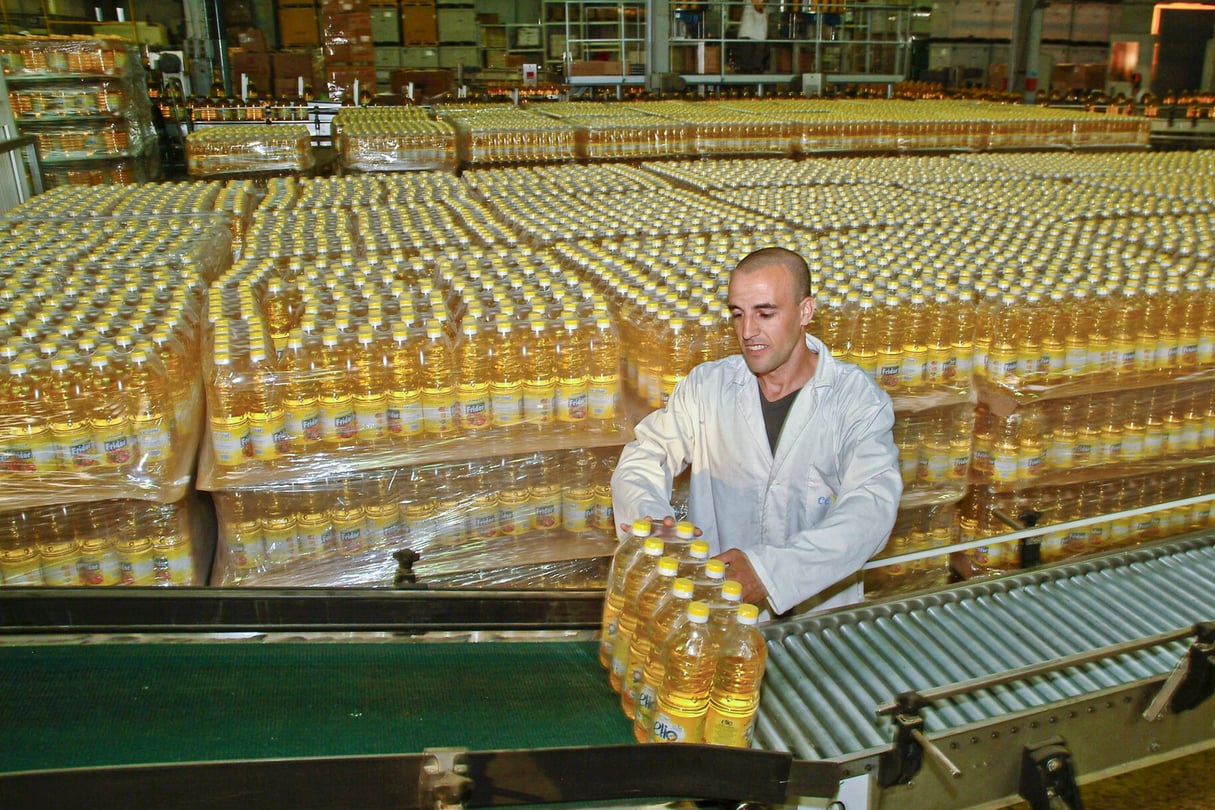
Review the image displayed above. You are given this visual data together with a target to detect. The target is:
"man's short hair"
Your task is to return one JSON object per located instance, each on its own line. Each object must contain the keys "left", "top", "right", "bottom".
{"left": 733, "top": 247, "right": 813, "bottom": 301}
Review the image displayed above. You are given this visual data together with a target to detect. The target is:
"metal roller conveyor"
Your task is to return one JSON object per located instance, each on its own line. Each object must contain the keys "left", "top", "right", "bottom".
{"left": 756, "top": 535, "right": 1215, "bottom": 810}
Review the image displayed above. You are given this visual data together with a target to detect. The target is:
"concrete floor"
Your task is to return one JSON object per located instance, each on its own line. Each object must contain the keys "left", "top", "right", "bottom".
{"left": 1077, "top": 747, "right": 1215, "bottom": 809}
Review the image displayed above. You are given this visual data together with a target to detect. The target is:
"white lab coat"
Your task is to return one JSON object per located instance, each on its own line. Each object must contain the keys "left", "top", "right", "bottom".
{"left": 612, "top": 334, "right": 902, "bottom": 616}
{"left": 738, "top": 3, "right": 769, "bottom": 41}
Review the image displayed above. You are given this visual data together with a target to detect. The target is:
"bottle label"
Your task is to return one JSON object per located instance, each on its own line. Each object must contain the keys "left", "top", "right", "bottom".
{"left": 1143, "top": 430, "right": 1165, "bottom": 458}
{"left": 949, "top": 443, "right": 971, "bottom": 480}
{"left": 355, "top": 395, "right": 388, "bottom": 442}
{"left": 285, "top": 398, "right": 322, "bottom": 446}
{"left": 1121, "top": 431, "right": 1145, "bottom": 462}
{"left": 952, "top": 348, "right": 972, "bottom": 382}
{"left": 877, "top": 353, "right": 901, "bottom": 391}
{"left": 530, "top": 484, "right": 561, "bottom": 529}
{"left": 387, "top": 392, "right": 424, "bottom": 437}
{"left": 561, "top": 488, "right": 595, "bottom": 532}
{"left": 320, "top": 397, "right": 356, "bottom": 443}
{"left": 1179, "top": 423, "right": 1202, "bottom": 452}
{"left": 497, "top": 490, "right": 530, "bottom": 535}
{"left": 117, "top": 544, "right": 155, "bottom": 585}
{"left": 659, "top": 373, "right": 683, "bottom": 407}
{"left": 133, "top": 413, "right": 172, "bottom": 463}
{"left": 925, "top": 348, "right": 949, "bottom": 386}
{"left": 260, "top": 517, "right": 298, "bottom": 566}
{"left": 457, "top": 390, "right": 491, "bottom": 431}
{"left": 404, "top": 503, "right": 438, "bottom": 546}
{"left": 249, "top": 411, "right": 289, "bottom": 461}
{"left": 93, "top": 418, "right": 135, "bottom": 468}
{"left": 297, "top": 513, "right": 332, "bottom": 558}
{"left": 1018, "top": 451, "right": 1044, "bottom": 480}
{"left": 333, "top": 512, "right": 365, "bottom": 555}
{"left": 41, "top": 555, "right": 78, "bottom": 587}
{"left": 226, "top": 523, "right": 264, "bottom": 570}
{"left": 593, "top": 485, "right": 613, "bottom": 531}
{"left": 366, "top": 505, "right": 405, "bottom": 548}
{"left": 5, "top": 424, "right": 60, "bottom": 474}
{"left": 421, "top": 392, "right": 457, "bottom": 435}
{"left": 1064, "top": 346, "right": 1088, "bottom": 377}
{"left": 991, "top": 451, "right": 1019, "bottom": 484}
{"left": 152, "top": 539, "right": 193, "bottom": 585}
{"left": 523, "top": 384, "right": 554, "bottom": 425}
{"left": 556, "top": 381, "right": 589, "bottom": 422}
{"left": 652, "top": 711, "right": 703, "bottom": 744}
{"left": 77, "top": 549, "right": 121, "bottom": 586}
{"left": 588, "top": 376, "right": 619, "bottom": 420}
{"left": 1179, "top": 340, "right": 1199, "bottom": 368}
{"left": 1197, "top": 336, "right": 1215, "bottom": 366}
{"left": 704, "top": 710, "right": 756, "bottom": 748}
{"left": 491, "top": 385, "right": 523, "bottom": 427}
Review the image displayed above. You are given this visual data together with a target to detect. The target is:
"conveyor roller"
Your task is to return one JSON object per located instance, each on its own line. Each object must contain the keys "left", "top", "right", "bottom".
{"left": 755, "top": 535, "right": 1215, "bottom": 809}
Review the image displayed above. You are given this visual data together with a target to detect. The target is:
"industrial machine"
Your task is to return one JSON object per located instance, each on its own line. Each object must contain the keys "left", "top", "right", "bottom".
{"left": 1, "top": 533, "right": 1212, "bottom": 809}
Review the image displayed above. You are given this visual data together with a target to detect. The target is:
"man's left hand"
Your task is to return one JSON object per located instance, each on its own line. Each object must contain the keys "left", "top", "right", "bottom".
{"left": 714, "top": 548, "right": 768, "bottom": 606}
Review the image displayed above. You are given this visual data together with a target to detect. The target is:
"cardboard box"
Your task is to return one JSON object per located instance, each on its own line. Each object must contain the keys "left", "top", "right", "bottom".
{"left": 279, "top": 7, "right": 320, "bottom": 47}
{"left": 569, "top": 60, "right": 622, "bottom": 76}
{"left": 273, "top": 50, "right": 316, "bottom": 81}
{"left": 438, "top": 45, "right": 478, "bottom": 68}
{"left": 349, "top": 41, "right": 376, "bottom": 62}
{"left": 321, "top": 0, "right": 370, "bottom": 13}
{"left": 401, "top": 5, "right": 437, "bottom": 43}
{"left": 236, "top": 29, "right": 268, "bottom": 51}
{"left": 437, "top": 7, "right": 476, "bottom": 41}
{"left": 371, "top": 7, "right": 400, "bottom": 43}
{"left": 274, "top": 76, "right": 313, "bottom": 98}
{"left": 325, "top": 42, "right": 351, "bottom": 62}
{"left": 389, "top": 67, "right": 453, "bottom": 97}
{"left": 230, "top": 49, "right": 272, "bottom": 76}
{"left": 327, "top": 65, "right": 377, "bottom": 102}
{"left": 345, "top": 11, "right": 374, "bottom": 41}
{"left": 400, "top": 45, "right": 439, "bottom": 68}
{"left": 374, "top": 46, "right": 402, "bottom": 68}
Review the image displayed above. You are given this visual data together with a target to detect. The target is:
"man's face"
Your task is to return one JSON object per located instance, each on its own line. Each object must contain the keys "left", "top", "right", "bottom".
{"left": 727, "top": 263, "right": 815, "bottom": 378}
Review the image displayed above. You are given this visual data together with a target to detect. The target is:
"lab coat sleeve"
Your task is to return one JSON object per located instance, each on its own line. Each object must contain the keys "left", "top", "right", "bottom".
{"left": 610, "top": 371, "right": 702, "bottom": 538}
{"left": 745, "top": 392, "right": 902, "bottom": 614}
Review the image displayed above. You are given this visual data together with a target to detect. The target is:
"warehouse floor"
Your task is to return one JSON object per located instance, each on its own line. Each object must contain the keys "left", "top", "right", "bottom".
{"left": 1074, "top": 746, "right": 1215, "bottom": 809}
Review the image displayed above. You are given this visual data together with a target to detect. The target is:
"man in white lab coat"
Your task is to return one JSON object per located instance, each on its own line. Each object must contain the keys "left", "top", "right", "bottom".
{"left": 611, "top": 247, "right": 901, "bottom": 616}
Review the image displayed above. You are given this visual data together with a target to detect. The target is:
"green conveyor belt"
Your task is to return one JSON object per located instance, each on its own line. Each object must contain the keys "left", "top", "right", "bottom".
{"left": 0, "top": 641, "right": 635, "bottom": 773}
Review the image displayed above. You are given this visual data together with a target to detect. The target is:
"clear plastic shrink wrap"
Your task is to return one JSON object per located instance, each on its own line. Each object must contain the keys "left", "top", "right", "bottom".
{"left": 211, "top": 447, "right": 618, "bottom": 587}
{"left": 0, "top": 494, "right": 211, "bottom": 587}
{"left": 186, "top": 125, "right": 315, "bottom": 178}
{"left": 1, "top": 188, "right": 234, "bottom": 509}
{"left": 332, "top": 107, "right": 458, "bottom": 173}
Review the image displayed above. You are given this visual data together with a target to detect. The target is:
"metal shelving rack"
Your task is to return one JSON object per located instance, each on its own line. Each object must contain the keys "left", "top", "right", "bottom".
{"left": 547, "top": 0, "right": 648, "bottom": 88}
{"left": 669, "top": 1, "right": 913, "bottom": 88}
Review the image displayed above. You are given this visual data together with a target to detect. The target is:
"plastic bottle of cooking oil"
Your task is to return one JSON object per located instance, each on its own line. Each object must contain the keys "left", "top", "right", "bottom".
{"left": 587, "top": 315, "right": 620, "bottom": 432}
{"left": 1111, "top": 286, "right": 1144, "bottom": 378}
{"left": 317, "top": 327, "right": 356, "bottom": 448}
{"left": 419, "top": 322, "right": 457, "bottom": 437}
{"left": 127, "top": 348, "right": 173, "bottom": 475}
{"left": 528, "top": 451, "right": 562, "bottom": 532}
{"left": 1139, "top": 286, "right": 1164, "bottom": 376}
{"left": 262, "top": 279, "right": 297, "bottom": 354}
{"left": 1178, "top": 280, "right": 1203, "bottom": 370}
{"left": 489, "top": 318, "right": 524, "bottom": 431}
{"left": 259, "top": 491, "right": 298, "bottom": 568}
{"left": 1198, "top": 278, "right": 1215, "bottom": 369}
{"left": 455, "top": 320, "right": 491, "bottom": 433}
{"left": 601, "top": 517, "right": 654, "bottom": 668}
{"left": 592, "top": 450, "right": 615, "bottom": 531}
{"left": 386, "top": 323, "right": 423, "bottom": 443}
{"left": 245, "top": 343, "right": 288, "bottom": 463}
{"left": 4, "top": 359, "right": 59, "bottom": 477}
{"left": 620, "top": 552, "right": 680, "bottom": 716}
{"left": 279, "top": 330, "right": 321, "bottom": 452}
{"left": 634, "top": 575, "right": 695, "bottom": 742}
{"left": 845, "top": 294, "right": 880, "bottom": 382}
{"left": 522, "top": 319, "right": 555, "bottom": 428}
{"left": 987, "top": 294, "right": 1020, "bottom": 386}
{"left": 1063, "top": 287, "right": 1093, "bottom": 380}
{"left": 555, "top": 316, "right": 588, "bottom": 426}
{"left": 703, "top": 602, "right": 766, "bottom": 747}
{"left": 900, "top": 292, "right": 929, "bottom": 392}
{"left": 331, "top": 481, "right": 366, "bottom": 557}
{"left": 561, "top": 448, "right": 597, "bottom": 534}
{"left": 1016, "top": 291, "right": 1044, "bottom": 383}
{"left": 352, "top": 324, "right": 388, "bottom": 445}
{"left": 87, "top": 352, "right": 136, "bottom": 471}
{"left": 924, "top": 290, "right": 952, "bottom": 389}
{"left": 652, "top": 600, "right": 716, "bottom": 743}
{"left": 874, "top": 296, "right": 903, "bottom": 393}
{"left": 970, "top": 287, "right": 998, "bottom": 382}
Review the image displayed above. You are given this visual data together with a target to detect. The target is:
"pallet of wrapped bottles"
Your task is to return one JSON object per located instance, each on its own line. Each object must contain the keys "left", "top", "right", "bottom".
{"left": 210, "top": 447, "right": 618, "bottom": 587}
{"left": 1, "top": 34, "right": 159, "bottom": 188}
{"left": 956, "top": 465, "right": 1215, "bottom": 577}
{"left": 863, "top": 500, "right": 958, "bottom": 598}
{"left": 433, "top": 104, "right": 578, "bottom": 165}
{"left": 0, "top": 187, "right": 235, "bottom": 510}
{"left": 194, "top": 174, "right": 633, "bottom": 492}
{"left": 0, "top": 493, "right": 213, "bottom": 587}
{"left": 331, "top": 106, "right": 458, "bottom": 172}
{"left": 185, "top": 125, "right": 316, "bottom": 178}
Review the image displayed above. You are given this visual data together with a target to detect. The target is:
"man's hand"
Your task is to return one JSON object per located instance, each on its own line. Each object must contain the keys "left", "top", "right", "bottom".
{"left": 714, "top": 548, "right": 768, "bottom": 606}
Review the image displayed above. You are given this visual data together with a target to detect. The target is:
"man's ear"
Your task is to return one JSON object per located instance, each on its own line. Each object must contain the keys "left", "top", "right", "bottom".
{"left": 800, "top": 296, "right": 816, "bottom": 326}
